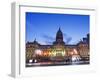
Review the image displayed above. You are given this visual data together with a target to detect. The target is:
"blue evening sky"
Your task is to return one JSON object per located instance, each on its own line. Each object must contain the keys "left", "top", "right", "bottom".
{"left": 26, "top": 12, "right": 89, "bottom": 45}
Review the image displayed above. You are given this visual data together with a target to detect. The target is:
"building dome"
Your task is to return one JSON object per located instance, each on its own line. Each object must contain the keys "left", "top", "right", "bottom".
{"left": 53, "top": 27, "right": 65, "bottom": 45}
{"left": 56, "top": 27, "right": 63, "bottom": 42}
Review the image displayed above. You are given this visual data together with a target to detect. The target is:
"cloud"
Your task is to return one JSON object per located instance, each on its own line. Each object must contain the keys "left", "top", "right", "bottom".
{"left": 63, "top": 33, "right": 72, "bottom": 44}
{"left": 45, "top": 41, "right": 53, "bottom": 45}
{"left": 65, "top": 37, "right": 72, "bottom": 44}
{"left": 41, "top": 34, "right": 55, "bottom": 45}
{"left": 41, "top": 33, "right": 72, "bottom": 45}
{"left": 42, "top": 35, "right": 55, "bottom": 41}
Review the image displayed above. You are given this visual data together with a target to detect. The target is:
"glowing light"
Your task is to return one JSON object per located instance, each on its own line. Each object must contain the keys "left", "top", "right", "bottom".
{"left": 35, "top": 49, "right": 42, "bottom": 55}
{"left": 72, "top": 55, "right": 81, "bottom": 61}
{"left": 34, "top": 59, "right": 37, "bottom": 63}
{"left": 72, "top": 56, "right": 77, "bottom": 61}
{"left": 73, "top": 49, "right": 78, "bottom": 55}
{"left": 29, "top": 59, "right": 33, "bottom": 63}
{"left": 70, "top": 52, "right": 73, "bottom": 55}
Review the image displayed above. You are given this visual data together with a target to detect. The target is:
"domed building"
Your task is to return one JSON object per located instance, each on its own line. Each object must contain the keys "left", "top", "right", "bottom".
{"left": 26, "top": 27, "right": 89, "bottom": 65}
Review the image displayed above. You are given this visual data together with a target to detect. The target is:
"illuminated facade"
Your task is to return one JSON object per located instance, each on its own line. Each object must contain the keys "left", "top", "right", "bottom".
{"left": 26, "top": 28, "right": 89, "bottom": 63}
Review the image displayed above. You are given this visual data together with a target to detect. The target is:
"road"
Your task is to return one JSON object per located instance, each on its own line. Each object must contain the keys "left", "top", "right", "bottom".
{"left": 26, "top": 60, "right": 89, "bottom": 67}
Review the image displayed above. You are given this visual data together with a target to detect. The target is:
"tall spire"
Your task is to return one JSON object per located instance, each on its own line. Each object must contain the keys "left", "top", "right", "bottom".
{"left": 33, "top": 38, "right": 38, "bottom": 44}
{"left": 34, "top": 38, "right": 36, "bottom": 42}
{"left": 58, "top": 27, "right": 61, "bottom": 31}
{"left": 33, "top": 38, "right": 40, "bottom": 46}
